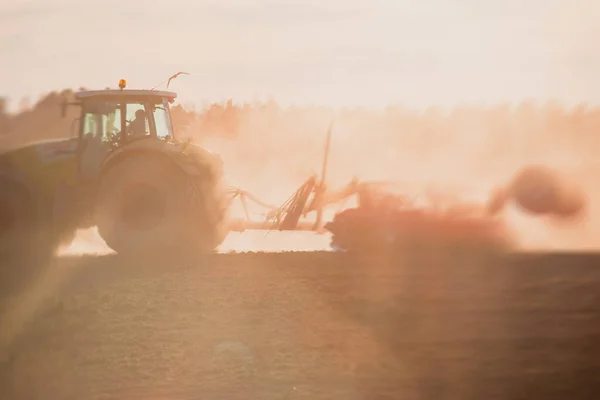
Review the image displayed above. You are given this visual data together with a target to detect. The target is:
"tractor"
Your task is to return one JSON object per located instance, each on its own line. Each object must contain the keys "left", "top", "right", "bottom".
{"left": 0, "top": 80, "right": 229, "bottom": 266}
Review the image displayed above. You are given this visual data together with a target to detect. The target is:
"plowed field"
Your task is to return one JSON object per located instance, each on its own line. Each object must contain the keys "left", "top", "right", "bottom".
{"left": 1, "top": 248, "right": 599, "bottom": 399}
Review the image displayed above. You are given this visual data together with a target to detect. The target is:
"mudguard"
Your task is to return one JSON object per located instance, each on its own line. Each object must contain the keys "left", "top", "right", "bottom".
{"left": 99, "top": 139, "right": 220, "bottom": 179}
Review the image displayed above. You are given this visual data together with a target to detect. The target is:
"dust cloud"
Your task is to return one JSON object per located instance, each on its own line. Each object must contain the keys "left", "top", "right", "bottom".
{"left": 188, "top": 102, "right": 600, "bottom": 253}
{"left": 4, "top": 96, "right": 598, "bottom": 253}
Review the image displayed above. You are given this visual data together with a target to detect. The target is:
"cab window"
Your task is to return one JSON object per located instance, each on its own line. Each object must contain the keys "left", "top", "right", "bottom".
{"left": 81, "top": 101, "right": 121, "bottom": 143}
{"left": 151, "top": 101, "right": 173, "bottom": 140}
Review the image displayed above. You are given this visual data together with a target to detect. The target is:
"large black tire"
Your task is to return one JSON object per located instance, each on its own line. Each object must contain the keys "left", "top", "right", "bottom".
{"left": 94, "top": 154, "right": 228, "bottom": 261}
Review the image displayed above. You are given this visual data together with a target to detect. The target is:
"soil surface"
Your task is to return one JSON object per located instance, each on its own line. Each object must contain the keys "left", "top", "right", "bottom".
{"left": 1, "top": 250, "right": 599, "bottom": 399}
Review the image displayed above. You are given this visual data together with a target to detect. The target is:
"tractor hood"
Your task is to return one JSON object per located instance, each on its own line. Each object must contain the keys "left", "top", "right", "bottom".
{"left": 1, "top": 137, "right": 78, "bottom": 173}
{"left": 0, "top": 137, "right": 79, "bottom": 197}
{"left": 2, "top": 137, "right": 78, "bottom": 161}
{"left": 28, "top": 137, "right": 78, "bottom": 159}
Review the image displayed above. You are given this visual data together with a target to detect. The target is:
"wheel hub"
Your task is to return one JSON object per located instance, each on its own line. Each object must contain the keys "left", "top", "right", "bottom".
{"left": 120, "top": 183, "right": 167, "bottom": 231}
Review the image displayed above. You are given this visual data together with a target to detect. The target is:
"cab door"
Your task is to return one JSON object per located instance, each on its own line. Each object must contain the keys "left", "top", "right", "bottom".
{"left": 78, "top": 100, "right": 122, "bottom": 181}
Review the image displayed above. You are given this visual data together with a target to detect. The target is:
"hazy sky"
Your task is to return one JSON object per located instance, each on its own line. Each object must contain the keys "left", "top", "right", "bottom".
{"left": 1, "top": 0, "right": 599, "bottom": 109}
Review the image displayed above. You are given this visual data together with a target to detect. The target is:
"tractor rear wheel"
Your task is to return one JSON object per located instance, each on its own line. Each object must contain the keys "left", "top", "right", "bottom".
{"left": 94, "top": 155, "right": 227, "bottom": 261}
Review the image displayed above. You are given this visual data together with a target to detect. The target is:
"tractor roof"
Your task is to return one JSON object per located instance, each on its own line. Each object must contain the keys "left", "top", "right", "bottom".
{"left": 75, "top": 89, "right": 177, "bottom": 100}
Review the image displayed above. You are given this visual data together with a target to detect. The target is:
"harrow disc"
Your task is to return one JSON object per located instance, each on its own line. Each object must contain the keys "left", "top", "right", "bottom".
{"left": 325, "top": 207, "right": 511, "bottom": 254}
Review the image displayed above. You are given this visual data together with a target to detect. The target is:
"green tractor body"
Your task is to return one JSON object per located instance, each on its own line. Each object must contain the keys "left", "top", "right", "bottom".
{"left": 0, "top": 85, "right": 228, "bottom": 265}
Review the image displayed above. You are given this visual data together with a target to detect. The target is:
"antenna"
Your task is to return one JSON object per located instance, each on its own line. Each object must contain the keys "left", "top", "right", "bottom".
{"left": 150, "top": 72, "right": 190, "bottom": 90}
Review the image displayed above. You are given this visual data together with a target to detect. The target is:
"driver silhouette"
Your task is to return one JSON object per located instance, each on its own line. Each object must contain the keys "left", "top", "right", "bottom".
{"left": 129, "top": 109, "right": 147, "bottom": 136}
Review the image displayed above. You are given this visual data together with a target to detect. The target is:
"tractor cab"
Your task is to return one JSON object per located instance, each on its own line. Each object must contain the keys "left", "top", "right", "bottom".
{"left": 71, "top": 80, "right": 177, "bottom": 143}
{"left": 64, "top": 80, "right": 178, "bottom": 180}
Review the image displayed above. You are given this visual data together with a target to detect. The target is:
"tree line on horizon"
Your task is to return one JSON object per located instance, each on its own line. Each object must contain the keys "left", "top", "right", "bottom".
{"left": 0, "top": 90, "right": 598, "bottom": 162}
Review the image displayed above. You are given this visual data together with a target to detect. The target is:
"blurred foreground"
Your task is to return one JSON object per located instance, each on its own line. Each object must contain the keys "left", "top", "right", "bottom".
{"left": 0, "top": 250, "right": 599, "bottom": 399}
